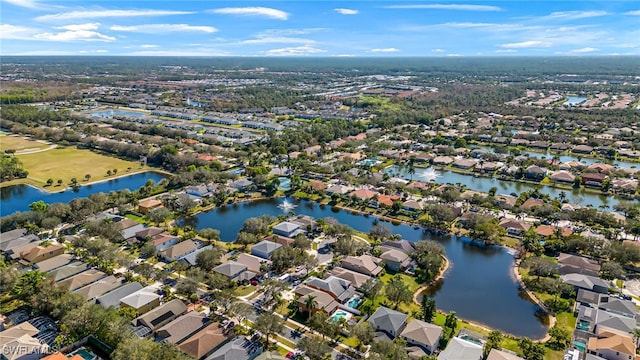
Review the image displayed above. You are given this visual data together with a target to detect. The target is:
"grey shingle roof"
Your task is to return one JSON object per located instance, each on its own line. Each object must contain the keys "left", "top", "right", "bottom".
{"left": 438, "top": 337, "right": 483, "bottom": 360}
{"left": 369, "top": 306, "right": 408, "bottom": 336}
{"left": 95, "top": 282, "right": 144, "bottom": 309}
{"left": 213, "top": 261, "right": 247, "bottom": 278}
{"left": 133, "top": 299, "right": 187, "bottom": 331}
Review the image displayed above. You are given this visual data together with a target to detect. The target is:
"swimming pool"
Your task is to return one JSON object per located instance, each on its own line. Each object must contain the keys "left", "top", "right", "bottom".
{"left": 331, "top": 310, "right": 352, "bottom": 322}
{"left": 346, "top": 296, "right": 361, "bottom": 309}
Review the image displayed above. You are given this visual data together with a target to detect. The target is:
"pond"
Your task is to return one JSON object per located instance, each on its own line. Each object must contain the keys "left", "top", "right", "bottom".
{"left": 387, "top": 165, "right": 623, "bottom": 210}
{"left": 188, "top": 198, "right": 548, "bottom": 339}
{"left": 563, "top": 96, "right": 588, "bottom": 106}
{"left": 0, "top": 171, "right": 168, "bottom": 217}
{"left": 91, "top": 109, "right": 148, "bottom": 118}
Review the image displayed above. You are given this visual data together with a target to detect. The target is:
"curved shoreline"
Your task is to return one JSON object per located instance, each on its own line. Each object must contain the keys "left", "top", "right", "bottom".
{"left": 512, "top": 259, "right": 556, "bottom": 342}
{"left": 0, "top": 169, "right": 172, "bottom": 193}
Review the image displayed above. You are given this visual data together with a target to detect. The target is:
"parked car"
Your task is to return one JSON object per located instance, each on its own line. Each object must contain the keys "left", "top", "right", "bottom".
{"left": 219, "top": 320, "right": 229, "bottom": 328}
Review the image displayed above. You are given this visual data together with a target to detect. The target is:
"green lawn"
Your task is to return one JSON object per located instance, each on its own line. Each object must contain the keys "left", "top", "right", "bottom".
{"left": 14, "top": 146, "right": 146, "bottom": 187}
{"left": 0, "top": 135, "right": 49, "bottom": 152}
{"left": 233, "top": 285, "right": 257, "bottom": 297}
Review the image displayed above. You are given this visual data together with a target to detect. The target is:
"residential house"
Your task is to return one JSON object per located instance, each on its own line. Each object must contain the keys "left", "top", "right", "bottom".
{"left": 251, "top": 240, "right": 282, "bottom": 260}
{"left": 236, "top": 253, "right": 271, "bottom": 275}
{"left": 213, "top": 261, "right": 254, "bottom": 282}
{"left": 373, "top": 194, "right": 401, "bottom": 208}
{"left": 132, "top": 299, "right": 187, "bottom": 332}
{"left": 41, "top": 353, "right": 83, "bottom": 360}
{"left": 350, "top": 188, "right": 379, "bottom": 201}
{"left": 116, "top": 218, "right": 147, "bottom": 240}
{"left": 379, "top": 248, "right": 412, "bottom": 272}
{"left": 303, "top": 276, "right": 356, "bottom": 303}
{"left": 437, "top": 336, "right": 483, "bottom": 360}
{"left": 135, "top": 227, "right": 164, "bottom": 242}
{"left": 340, "top": 255, "right": 383, "bottom": 276}
{"left": 0, "top": 333, "right": 48, "bottom": 360}
{"left": 561, "top": 274, "right": 610, "bottom": 294}
{"left": 47, "top": 261, "right": 90, "bottom": 282}
{"left": 262, "top": 234, "right": 294, "bottom": 247}
{"left": 452, "top": 158, "right": 478, "bottom": 169}
{"left": 329, "top": 267, "right": 373, "bottom": 289}
{"left": 73, "top": 275, "right": 123, "bottom": 301}
{"left": 179, "top": 323, "right": 229, "bottom": 360}
{"left": 160, "top": 239, "right": 198, "bottom": 262}
{"left": 498, "top": 219, "right": 532, "bottom": 238}
{"left": 534, "top": 225, "right": 573, "bottom": 238}
{"left": 272, "top": 222, "right": 303, "bottom": 238}
{"left": 402, "top": 200, "right": 424, "bottom": 212}
{"left": 599, "top": 299, "right": 639, "bottom": 320}
{"left": 152, "top": 233, "right": 179, "bottom": 251}
{"left": 549, "top": 170, "right": 576, "bottom": 184}
{"left": 16, "top": 243, "right": 64, "bottom": 264}
{"left": 32, "top": 253, "right": 75, "bottom": 272}
{"left": 306, "top": 180, "right": 327, "bottom": 192}
{"left": 287, "top": 215, "right": 317, "bottom": 233}
{"left": 58, "top": 269, "right": 106, "bottom": 291}
{"left": 380, "top": 240, "right": 415, "bottom": 255}
{"left": 326, "top": 184, "right": 351, "bottom": 196}
{"left": 155, "top": 311, "right": 210, "bottom": 345}
{"left": 587, "top": 330, "right": 636, "bottom": 360}
{"left": 181, "top": 245, "right": 214, "bottom": 267}
{"left": 524, "top": 165, "right": 547, "bottom": 180}
{"left": 486, "top": 349, "right": 524, "bottom": 360}
{"left": 558, "top": 253, "right": 601, "bottom": 277}
{"left": 582, "top": 173, "right": 608, "bottom": 188}
{"left": 587, "top": 164, "right": 614, "bottom": 174}
{"left": 432, "top": 156, "right": 454, "bottom": 165}
{"left": 400, "top": 319, "right": 442, "bottom": 354}
{"left": 573, "top": 145, "right": 594, "bottom": 154}
{"left": 138, "top": 199, "right": 163, "bottom": 214}
{"left": 369, "top": 306, "right": 408, "bottom": 338}
{"left": 95, "top": 282, "right": 144, "bottom": 309}
{"left": 295, "top": 285, "right": 339, "bottom": 314}
{"left": 119, "top": 286, "right": 161, "bottom": 314}
{"left": 204, "top": 336, "right": 261, "bottom": 360}
{"left": 229, "top": 179, "right": 254, "bottom": 191}
{"left": 0, "top": 234, "right": 38, "bottom": 254}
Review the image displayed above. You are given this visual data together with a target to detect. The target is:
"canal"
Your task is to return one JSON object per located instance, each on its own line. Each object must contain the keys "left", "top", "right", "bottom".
{"left": 189, "top": 198, "right": 548, "bottom": 339}
{"left": 0, "top": 172, "right": 168, "bottom": 217}
{"left": 387, "top": 165, "right": 624, "bottom": 210}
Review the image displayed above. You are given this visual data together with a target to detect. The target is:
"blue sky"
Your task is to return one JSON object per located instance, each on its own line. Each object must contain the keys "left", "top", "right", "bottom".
{"left": 1, "top": 0, "right": 638, "bottom": 56}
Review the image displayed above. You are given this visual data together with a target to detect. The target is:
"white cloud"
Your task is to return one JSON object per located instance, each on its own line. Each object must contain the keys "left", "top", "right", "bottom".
{"left": 368, "top": 48, "right": 400, "bottom": 53}
{"left": 623, "top": 10, "right": 640, "bottom": 16}
{"left": 57, "top": 23, "right": 101, "bottom": 31}
{"left": 535, "top": 10, "right": 609, "bottom": 20}
{"left": 499, "top": 40, "right": 552, "bottom": 48}
{"left": 241, "top": 36, "right": 316, "bottom": 45}
{"left": 140, "top": 44, "right": 158, "bottom": 48}
{"left": 334, "top": 8, "right": 359, "bottom": 15}
{"left": 0, "top": 24, "right": 38, "bottom": 40}
{"left": 571, "top": 47, "right": 598, "bottom": 53}
{"left": 37, "top": 9, "right": 193, "bottom": 22}
{"left": 2, "top": 0, "right": 43, "bottom": 9}
{"left": 385, "top": 4, "right": 502, "bottom": 11}
{"left": 111, "top": 24, "right": 218, "bottom": 34}
{"left": 264, "top": 45, "right": 326, "bottom": 56}
{"left": 496, "top": 49, "right": 517, "bottom": 53}
{"left": 431, "top": 48, "right": 445, "bottom": 52}
{"left": 33, "top": 29, "right": 116, "bottom": 42}
{"left": 95, "top": 49, "right": 108, "bottom": 53}
{"left": 256, "top": 28, "right": 328, "bottom": 37}
{"left": 447, "top": 53, "right": 463, "bottom": 56}
{"left": 210, "top": 7, "right": 289, "bottom": 20}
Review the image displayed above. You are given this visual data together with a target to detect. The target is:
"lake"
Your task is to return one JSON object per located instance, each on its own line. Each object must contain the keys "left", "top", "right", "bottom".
{"left": 388, "top": 165, "right": 622, "bottom": 210}
{"left": 0, "top": 172, "right": 168, "bottom": 217}
{"left": 188, "top": 198, "right": 548, "bottom": 338}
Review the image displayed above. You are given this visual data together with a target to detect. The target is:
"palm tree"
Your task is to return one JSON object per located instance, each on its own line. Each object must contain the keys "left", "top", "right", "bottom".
{"left": 304, "top": 295, "right": 318, "bottom": 319}
{"left": 631, "top": 328, "right": 640, "bottom": 349}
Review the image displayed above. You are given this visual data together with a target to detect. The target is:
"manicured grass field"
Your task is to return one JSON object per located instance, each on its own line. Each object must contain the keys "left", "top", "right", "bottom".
{"left": 16, "top": 146, "right": 144, "bottom": 186}
{"left": 0, "top": 135, "right": 49, "bottom": 152}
